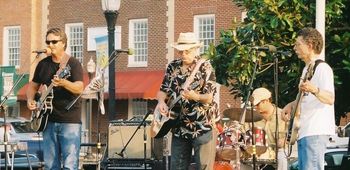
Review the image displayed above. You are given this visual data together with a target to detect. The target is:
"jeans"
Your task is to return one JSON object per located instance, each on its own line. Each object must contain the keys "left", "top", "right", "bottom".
{"left": 43, "top": 121, "right": 81, "bottom": 170}
{"left": 170, "top": 130, "right": 216, "bottom": 170}
{"left": 297, "top": 135, "right": 328, "bottom": 170}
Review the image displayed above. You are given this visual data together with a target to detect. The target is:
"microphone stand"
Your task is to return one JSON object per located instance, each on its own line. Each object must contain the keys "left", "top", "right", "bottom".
{"left": 273, "top": 52, "right": 279, "bottom": 168}
{"left": 115, "top": 109, "right": 153, "bottom": 168}
{"left": 240, "top": 58, "right": 259, "bottom": 170}
{"left": 65, "top": 49, "right": 121, "bottom": 111}
{"left": 0, "top": 73, "right": 27, "bottom": 170}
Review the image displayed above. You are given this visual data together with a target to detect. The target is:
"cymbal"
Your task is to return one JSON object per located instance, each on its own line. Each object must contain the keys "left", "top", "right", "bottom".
{"left": 222, "top": 108, "right": 263, "bottom": 122}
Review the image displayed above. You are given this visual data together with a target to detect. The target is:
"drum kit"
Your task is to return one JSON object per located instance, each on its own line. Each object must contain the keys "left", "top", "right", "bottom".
{"left": 214, "top": 108, "right": 276, "bottom": 170}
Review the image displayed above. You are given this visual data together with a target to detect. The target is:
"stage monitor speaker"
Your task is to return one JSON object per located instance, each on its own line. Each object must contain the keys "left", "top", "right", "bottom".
{"left": 108, "top": 122, "right": 152, "bottom": 159}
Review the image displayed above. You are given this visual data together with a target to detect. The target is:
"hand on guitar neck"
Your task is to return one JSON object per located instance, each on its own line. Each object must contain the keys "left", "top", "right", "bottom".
{"left": 156, "top": 100, "right": 170, "bottom": 117}
{"left": 281, "top": 101, "right": 295, "bottom": 121}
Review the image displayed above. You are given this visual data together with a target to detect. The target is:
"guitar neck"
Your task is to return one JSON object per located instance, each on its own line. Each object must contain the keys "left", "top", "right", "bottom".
{"left": 290, "top": 91, "right": 304, "bottom": 116}
{"left": 39, "top": 83, "right": 54, "bottom": 102}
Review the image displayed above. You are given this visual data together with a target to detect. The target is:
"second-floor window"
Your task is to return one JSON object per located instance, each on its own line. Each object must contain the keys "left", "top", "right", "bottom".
{"left": 3, "top": 26, "right": 21, "bottom": 67}
{"left": 194, "top": 15, "right": 215, "bottom": 54}
{"left": 65, "top": 23, "right": 84, "bottom": 63}
{"left": 128, "top": 19, "right": 148, "bottom": 67}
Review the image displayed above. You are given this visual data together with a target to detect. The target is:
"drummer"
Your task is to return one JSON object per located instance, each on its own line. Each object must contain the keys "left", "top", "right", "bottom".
{"left": 246, "top": 87, "right": 288, "bottom": 170}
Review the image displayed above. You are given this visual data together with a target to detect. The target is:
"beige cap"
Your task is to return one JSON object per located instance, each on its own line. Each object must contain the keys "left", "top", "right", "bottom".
{"left": 251, "top": 87, "right": 272, "bottom": 105}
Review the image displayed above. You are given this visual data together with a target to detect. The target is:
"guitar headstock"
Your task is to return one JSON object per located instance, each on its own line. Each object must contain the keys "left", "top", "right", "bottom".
{"left": 58, "top": 65, "right": 71, "bottom": 79}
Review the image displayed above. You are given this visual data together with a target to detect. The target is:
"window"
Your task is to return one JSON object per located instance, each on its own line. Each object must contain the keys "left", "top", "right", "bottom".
{"left": 128, "top": 19, "right": 148, "bottom": 67}
{"left": 3, "top": 26, "right": 21, "bottom": 67}
{"left": 194, "top": 15, "right": 215, "bottom": 54}
{"left": 65, "top": 23, "right": 84, "bottom": 63}
{"left": 131, "top": 99, "right": 148, "bottom": 119}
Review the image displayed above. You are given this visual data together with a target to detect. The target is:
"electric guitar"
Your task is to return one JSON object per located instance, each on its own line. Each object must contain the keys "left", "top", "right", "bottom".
{"left": 30, "top": 66, "right": 71, "bottom": 132}
{"left": 151, "top": 82, "right": 200, "bottom": 138}
{"left": 286, "top": 64, "right": 314, "bottom": 145}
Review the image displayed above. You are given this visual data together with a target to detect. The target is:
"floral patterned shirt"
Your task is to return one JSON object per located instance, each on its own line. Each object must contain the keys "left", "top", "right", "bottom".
{"left": 160, "top": 57, "right": 219, "bottom": 139}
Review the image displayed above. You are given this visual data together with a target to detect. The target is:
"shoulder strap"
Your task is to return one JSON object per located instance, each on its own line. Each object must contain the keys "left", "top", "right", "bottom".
{"left": 182, "top": 58, "right": 206, "bottom": 90}
{"left": 313, "top": 59, "right": 325, "bottom": 73}
{"left": 308, "top": 59, "right": 325, "bottom": 81}
{"left": 56, "top": 53, "right": 71, "bottom": 75}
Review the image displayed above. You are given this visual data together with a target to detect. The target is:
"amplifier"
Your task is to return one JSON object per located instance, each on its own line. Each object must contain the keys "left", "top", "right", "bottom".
{"left": 108, "top": 122, "right": 153, "bottom": 159}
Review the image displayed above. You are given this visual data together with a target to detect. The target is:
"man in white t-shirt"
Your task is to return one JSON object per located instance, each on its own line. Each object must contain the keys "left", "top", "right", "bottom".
{"left": 281, "top": 27, "right": 335, "bottom": 170}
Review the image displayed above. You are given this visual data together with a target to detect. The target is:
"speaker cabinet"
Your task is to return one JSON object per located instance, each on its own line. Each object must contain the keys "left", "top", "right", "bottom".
{"left": 108, "top": 123, "right": 152, "bottom": 159}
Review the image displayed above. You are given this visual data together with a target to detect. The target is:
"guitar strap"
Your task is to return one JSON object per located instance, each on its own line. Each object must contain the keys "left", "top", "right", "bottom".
{"left": 182, "top": 58, "right": 207, "bottom": 90}
{"left": 308, "top": 59, "right": 325, "bottom": 80}
{"left": 56, "top": 53, "right": 71, "bottom": 75}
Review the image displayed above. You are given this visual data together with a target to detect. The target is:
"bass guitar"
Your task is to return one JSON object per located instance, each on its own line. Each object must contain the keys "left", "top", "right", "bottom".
{"left": 151, "top": 82, "right": 200, "bottom": 138}
{"left": 286, "top": 64, "right": 314, "bottom": 145}
{"left": 30, "top": 66, "right": 71, "bottom": 132}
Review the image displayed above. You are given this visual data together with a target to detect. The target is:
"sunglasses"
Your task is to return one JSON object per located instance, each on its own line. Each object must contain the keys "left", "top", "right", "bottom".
{"left": 45, "top": 40, "right": 62, "bottom": 45}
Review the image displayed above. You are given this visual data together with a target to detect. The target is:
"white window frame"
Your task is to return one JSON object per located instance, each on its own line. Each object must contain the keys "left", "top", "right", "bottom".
{"left": 3, "top": 26, "right": 21, "bottom": 68}
{"left": 128, "top": 19, "right": 148, "bottom": 67}
{"left": 194, "top": 14, "right": 215, "bottom": 54}
{"left": 65, "top": 23, "right": 84, "bottom": 63}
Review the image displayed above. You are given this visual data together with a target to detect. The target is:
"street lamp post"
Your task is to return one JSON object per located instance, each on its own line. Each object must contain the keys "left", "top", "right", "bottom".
{"left": 101, "top": 0, "right": 120, "bottom": 119}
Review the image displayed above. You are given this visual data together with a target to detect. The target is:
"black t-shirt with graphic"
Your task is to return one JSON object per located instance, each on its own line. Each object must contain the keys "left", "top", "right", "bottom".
{"left": 32, "top": 55, "right": 83, "bottom": 123}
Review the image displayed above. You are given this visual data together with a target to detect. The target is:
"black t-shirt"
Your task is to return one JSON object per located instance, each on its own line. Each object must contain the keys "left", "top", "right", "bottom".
{"left": 32, "top": 55, "right": 83, "bottom": 123}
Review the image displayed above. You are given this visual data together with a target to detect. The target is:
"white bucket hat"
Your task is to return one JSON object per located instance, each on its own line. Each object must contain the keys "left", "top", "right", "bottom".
{"left": 171, "top": 32, "right": 203, "bottom": 51}
{"left": 251, "top": 87, "right": 272, "bottom": 106}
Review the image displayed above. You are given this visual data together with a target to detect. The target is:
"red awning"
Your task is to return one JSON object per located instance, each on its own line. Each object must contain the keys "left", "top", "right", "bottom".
{"left": 18, "top": 70, "right": 165, "bottom": 100}
{"left": 113, "top": 70, "right": 164, "bottom": 99}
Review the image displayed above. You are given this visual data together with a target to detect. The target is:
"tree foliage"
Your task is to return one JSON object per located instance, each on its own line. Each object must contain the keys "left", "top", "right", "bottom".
{"left": 207, "top": 0, "right": 349, "bottom": 124}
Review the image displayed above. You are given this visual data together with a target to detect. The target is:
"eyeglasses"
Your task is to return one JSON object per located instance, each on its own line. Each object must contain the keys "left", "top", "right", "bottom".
{"left": 45, "top": 40, "right": 62, "bottom": 45}
{"left": 178, "top": 49, "right": 193, "bottom": 55}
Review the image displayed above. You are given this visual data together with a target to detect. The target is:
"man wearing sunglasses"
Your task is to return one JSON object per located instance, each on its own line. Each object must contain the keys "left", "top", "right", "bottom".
{"left": 26, "top": 27, "right": 84, "bottom": 170}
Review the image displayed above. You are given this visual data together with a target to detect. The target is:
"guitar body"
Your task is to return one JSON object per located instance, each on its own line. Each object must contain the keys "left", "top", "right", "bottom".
{"left": 151, "top": 82, "right": 201, "bottom": 138}
{"left": 30, "top": 66, "right": 71, "bottom": 132}
{"left": 31, "top": 85, "right": 54, "bottom": 132}
{"left": 151, "top": 109, "right": 178, "bottom": 138}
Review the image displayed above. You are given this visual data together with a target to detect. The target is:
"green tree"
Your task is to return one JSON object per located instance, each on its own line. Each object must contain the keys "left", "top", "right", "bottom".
{"left": 207, "top": 0, "right": 349, "bottom": 124}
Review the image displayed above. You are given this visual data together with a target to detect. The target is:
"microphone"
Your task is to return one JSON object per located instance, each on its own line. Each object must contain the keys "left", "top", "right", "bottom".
{"left": 251, "top": 45, "right": 277, "bottom": 52}
{"left": 32, "top": 48, "right": 51, "bottom": 54}
{"left": 114, "top": 48, "right": 134, "bottom": 55}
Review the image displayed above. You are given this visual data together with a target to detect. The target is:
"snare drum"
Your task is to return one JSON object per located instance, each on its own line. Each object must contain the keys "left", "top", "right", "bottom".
{"left": 245, "top": 126, "right": 267, "bottom": 155}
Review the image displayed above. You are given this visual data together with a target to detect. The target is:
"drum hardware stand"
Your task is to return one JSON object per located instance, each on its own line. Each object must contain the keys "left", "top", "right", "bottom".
{"left": 228, "top": 121, "right": 242, "bottom": 170}
{"left": 115, "top": 109, "right": 153, "bottom": 170}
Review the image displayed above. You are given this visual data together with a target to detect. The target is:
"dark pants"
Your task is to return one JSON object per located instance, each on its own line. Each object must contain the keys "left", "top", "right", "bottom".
{"left": 170, "top": 130, "right": 216, "bottom": 170}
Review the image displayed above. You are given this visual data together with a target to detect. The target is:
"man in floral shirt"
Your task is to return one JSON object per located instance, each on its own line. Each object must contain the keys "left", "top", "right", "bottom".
{"left": 156, "top": 32, "right": 218, "bottom": 170}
